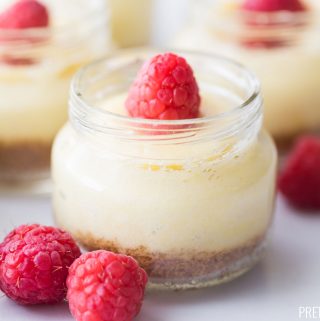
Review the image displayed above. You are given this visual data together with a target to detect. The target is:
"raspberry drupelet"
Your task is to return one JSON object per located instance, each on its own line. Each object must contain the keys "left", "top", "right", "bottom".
{"left": 0, "top": 224, "right": 81, "bottom": 305}
{"left": 125, "top": 52, "right": 201, "bottom": 120}
{"left": 67, "top": 250, "right": 148, "bottom": 321}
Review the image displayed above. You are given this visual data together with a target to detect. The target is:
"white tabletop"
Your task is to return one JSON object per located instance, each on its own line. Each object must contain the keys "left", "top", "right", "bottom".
{"left": 0, "top": 195, "right": 319, "bottom": 321}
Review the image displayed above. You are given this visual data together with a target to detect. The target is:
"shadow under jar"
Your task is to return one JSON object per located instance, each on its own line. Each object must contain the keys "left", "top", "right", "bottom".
{"left": 0, "top": 0, "right": 109, "bottom": 190}
{"left": 52, "top": 49, "right": 277, "bottom": 290}
{"left": 175, "top": 0, "right": 320, "bottom": 146}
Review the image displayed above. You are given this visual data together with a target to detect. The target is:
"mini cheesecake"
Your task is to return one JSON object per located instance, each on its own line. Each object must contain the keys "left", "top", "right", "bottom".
{"left": 0, "top": 0, "right": 108, "bottom": 181}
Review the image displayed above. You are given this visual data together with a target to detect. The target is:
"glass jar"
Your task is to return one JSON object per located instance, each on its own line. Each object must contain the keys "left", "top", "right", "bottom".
{"left": 0, "top": 0, "right": 110, "bottom": 191}
{"left": 175, "top": 0, "right": 320, "bottom": 145}
{"left": 52, "top": 49, "right": 277, "bottom": 289}
{"left": 107, "top": 0, "right": 152, "bottom": 47}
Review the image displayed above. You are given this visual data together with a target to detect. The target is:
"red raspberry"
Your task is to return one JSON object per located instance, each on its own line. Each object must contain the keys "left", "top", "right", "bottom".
{"left": 278, "top": 136, "right": 320, "bottom": 210}
{"left": 0, "top": 0, "right": 49, "bottom": 65}
{"left": 0, "top": 224, "right": 81, "bottom": 305}
{"left": 241, "top": 0, "right": 306, "bottom": 12}
{"left": 240, "top": 0, "right": 306, "bottom": 49}
{"left": 0, "top": 0, "right": 49, "bottom": 29}
{"left": 67, "top": 250, "right": 148, "bottom": 321}
{"left": 125, "top": 53, "right": 201, "bottom": 120}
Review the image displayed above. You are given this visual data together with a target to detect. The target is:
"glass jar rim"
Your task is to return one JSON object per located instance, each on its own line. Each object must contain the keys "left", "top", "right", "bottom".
{"left": 204, "top": 0, "right": 315, "bottom": 29}
{"left": 70, "top": 48, "right": 261, "bottom": 129}
{"left": 239, "top": 10, "right": 310, "bottom": 25}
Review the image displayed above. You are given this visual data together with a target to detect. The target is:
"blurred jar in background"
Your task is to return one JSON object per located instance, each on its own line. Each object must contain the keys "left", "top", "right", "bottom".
{"left": 175, "top": 0, "right": 320, "bottom": 145}
{"left": 107, "top": 0, "right": 152, "bottom": 47}
{"left": 0, "top": 0, "right": 109, "bottom": 190}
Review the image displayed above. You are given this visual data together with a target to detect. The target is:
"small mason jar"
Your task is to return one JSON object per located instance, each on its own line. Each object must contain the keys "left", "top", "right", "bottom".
{"left": 52, "top": 49, "right": 277, "bottom": 289}
{"left": 175, "top": 0, "right": 320, "bottom": 145}
{"left": 0, "top": 0, "right": 109, "bottom": 190}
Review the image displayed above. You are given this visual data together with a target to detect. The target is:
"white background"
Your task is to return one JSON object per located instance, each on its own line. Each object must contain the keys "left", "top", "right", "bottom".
{"left": 0, "top": 195, "right": 319, "bottom": 320}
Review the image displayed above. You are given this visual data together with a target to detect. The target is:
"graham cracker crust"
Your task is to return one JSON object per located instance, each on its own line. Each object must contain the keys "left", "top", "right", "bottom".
{"left": 0, "top": 141, "right": 51, "bottom": 180}
{"left": 75, "top": 232, "right": 265, "bottom": 280}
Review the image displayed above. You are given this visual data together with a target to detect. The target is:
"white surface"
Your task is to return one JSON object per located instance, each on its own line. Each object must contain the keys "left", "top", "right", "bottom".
{"left": 0, "top": 195, "right": 319, "bottom": 321}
